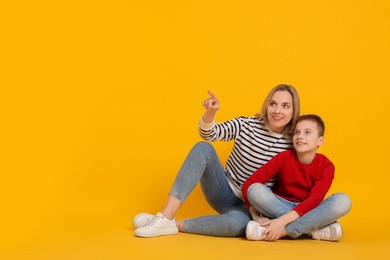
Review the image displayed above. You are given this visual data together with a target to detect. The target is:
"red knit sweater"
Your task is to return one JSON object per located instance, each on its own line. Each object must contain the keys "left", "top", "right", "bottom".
{"left": 242, "top": 149, "right": 334, "bottom": 216}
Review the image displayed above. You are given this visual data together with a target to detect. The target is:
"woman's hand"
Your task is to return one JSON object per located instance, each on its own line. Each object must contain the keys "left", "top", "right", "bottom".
{"left": 202, "top": 90, "right": 220, "bottom": 123}
{"left": 202, "top": 90, "right": 220, "bottom": 111}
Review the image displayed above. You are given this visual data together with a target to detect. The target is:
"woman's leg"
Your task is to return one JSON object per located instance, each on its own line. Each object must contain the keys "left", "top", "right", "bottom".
{"left": 138, "top": 141, "right": 223, "bottom": 222}
{"left": 178, "top": 142, "right": 251, "bottom": 237}
{"left": 163, "top": 141, "right": 225, "bottom": 218}
{"left": 152, "top": 141, "right": 233, "bottom": 219}
{"left": 135, "top": 142, "right": 230, "bottom": 237}
{"left": 183, "top": 208, "right": 251, "bottom": 237}
{"left": 137, "top": 141, "right": 251, "bottom": 237}
{"left": 183, "top": 145, "right": 251, "bottom": 236}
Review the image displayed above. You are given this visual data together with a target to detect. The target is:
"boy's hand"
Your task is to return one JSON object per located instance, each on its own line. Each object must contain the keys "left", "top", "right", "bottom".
{"left": 261, "top": 219, "right": 287, "bottom": 242}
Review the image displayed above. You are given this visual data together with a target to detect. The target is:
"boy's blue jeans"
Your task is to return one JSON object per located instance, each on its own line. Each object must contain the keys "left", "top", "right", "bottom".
{"left": 247, "top": 183, "right": 352, "bottom": 238}
{"left": 169, "top": 142, "right": 251, "bottom": 237}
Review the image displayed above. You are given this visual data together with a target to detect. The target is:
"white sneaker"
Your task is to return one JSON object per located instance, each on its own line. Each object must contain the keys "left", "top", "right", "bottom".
{"left": 133, "top": 213, "right": 154, "bottom": 228}
{"left": 135, "top": 212, "right": 178, "bottom": 238}
{"left": 246, "top": 221, "right": 267, "bottom": 241}
{"left": 311, "top": 222, "right": 343, "bottom": 242}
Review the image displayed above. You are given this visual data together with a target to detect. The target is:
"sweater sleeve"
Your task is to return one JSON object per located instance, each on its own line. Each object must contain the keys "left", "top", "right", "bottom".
{"left": 198, "top": 117, "right": 215, "bottom": 130}
{"left": 242, "top": 151, "right": 286, "bottom": 208}
{"left": 293, "top": 161, "right": 335, "bottom": 216}
{"left": 198, "top": 116, "right": 243, "bottom": 142}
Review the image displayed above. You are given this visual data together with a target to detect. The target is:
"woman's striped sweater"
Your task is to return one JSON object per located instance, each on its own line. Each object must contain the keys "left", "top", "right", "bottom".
{"left": 199, "top": 116, "right": 293, "bottom": 194}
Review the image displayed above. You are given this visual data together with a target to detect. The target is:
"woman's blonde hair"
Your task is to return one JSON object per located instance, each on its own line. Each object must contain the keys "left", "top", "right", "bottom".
{"left": 255, "top": 84, "right": 301, "bottom": 137}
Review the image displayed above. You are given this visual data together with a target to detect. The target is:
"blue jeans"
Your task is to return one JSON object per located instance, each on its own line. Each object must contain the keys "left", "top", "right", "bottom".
{"left": 247, "top": 183, "right": 352, "bottom": 238}
{"left": 169, "top": 142, "right": 251, "bottom": 237}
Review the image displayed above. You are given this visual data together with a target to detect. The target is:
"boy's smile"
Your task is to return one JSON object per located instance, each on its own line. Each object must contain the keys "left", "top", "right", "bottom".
{"left": 293, "top": 120, "right": 324, "bottom": 156}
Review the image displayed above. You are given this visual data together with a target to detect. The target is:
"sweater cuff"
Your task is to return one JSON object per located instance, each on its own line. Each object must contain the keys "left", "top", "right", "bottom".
{"left": 199, "top": 117, "right": 215, "bottom": 130}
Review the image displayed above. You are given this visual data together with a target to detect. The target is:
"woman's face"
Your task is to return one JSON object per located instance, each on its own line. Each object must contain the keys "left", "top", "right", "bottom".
{"left": 266, "top": 90, "right": 294, "bottom": 133}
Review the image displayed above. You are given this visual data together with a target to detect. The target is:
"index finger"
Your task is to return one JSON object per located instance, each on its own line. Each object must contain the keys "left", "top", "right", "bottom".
{"left": 207, "top": 89, "right": 217, "bottom": 99}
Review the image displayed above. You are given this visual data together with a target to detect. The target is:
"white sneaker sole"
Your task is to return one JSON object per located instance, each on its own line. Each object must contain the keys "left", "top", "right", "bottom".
{"left": 135, "top": 227, "right": 178, "bottom": 238}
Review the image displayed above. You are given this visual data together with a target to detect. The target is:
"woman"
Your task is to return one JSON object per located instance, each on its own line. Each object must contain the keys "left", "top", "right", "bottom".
{"left": 134, "top": 84, "right": 301, "bottom": 237}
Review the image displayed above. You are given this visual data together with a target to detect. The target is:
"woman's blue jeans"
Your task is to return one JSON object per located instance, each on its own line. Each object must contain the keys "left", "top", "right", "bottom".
{"left": 247, "top": 183, "right": 352, "bottom": 238}
{"left": 169, "top": 142, "right": 251, "bottom": 237}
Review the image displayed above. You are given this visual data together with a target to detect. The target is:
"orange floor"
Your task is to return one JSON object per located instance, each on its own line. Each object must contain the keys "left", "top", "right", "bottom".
{"left": 1, "top": 216, "right": 389, "bottom": 260}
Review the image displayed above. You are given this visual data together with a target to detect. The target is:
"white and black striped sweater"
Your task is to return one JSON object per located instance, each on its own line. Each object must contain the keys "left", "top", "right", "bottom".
{"left": 199, "top": 116, "right": 293, "bottom": 196}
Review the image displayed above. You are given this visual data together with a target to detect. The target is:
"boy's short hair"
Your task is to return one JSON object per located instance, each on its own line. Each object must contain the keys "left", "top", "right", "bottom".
{"left": 295, "top": 114, "right": 325, "bottom": 137}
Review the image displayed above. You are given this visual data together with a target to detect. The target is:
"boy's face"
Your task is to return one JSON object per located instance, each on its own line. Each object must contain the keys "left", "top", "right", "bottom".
{"left": 293, "top": 120, "right": 324, "bottom": 153}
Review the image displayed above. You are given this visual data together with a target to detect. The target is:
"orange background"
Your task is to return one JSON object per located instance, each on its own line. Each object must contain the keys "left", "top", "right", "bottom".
{"left": 1, "top": 1, "right": 389, "bottom": 259}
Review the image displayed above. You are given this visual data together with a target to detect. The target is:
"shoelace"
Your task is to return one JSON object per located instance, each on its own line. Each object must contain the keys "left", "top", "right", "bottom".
{"left": 148, "top": 215, "right": 163, "bottom": 227}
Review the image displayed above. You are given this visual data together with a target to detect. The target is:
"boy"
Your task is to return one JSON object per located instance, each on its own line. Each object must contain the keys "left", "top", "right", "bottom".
{"left": 242, "top": 114, "right": 351, "bottom": 242}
